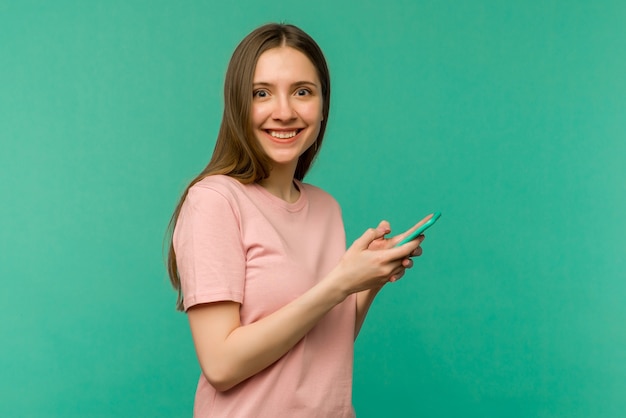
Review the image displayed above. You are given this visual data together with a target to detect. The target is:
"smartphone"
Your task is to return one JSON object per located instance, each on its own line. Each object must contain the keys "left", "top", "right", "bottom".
{"left": 395, "top": 211, "right": 441, "bottom": 247}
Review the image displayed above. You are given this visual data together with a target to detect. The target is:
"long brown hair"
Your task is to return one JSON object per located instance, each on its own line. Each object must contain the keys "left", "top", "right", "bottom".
{"left": 166, "top": 23, "right": 332, "bottom": 310}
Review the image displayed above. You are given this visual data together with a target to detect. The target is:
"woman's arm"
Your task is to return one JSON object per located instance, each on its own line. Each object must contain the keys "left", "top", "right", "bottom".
{"left": 353, "top": 258, "right": 416, "bottom": 338}
{"left": 187, "top": 226, "right": 420, "bottom": 392}
{"left": 354, "top": 287, "right": 382, "bottom": 338}
{"left": 188, "top": 277, "right": 345, "bottom": 392}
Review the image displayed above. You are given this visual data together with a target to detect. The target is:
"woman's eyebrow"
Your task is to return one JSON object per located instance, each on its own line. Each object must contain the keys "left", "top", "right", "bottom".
{"left": 252, "top": 80, "right": 320, "bottom": 89}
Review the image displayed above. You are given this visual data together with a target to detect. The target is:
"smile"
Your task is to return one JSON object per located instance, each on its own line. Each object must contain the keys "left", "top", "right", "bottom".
{"left": 267, "top": 129, "right": 302, "bottom": 139}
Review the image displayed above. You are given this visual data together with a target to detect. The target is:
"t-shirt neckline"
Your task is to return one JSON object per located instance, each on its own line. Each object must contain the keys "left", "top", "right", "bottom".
{"left": 250, "top": 180, "right": 308, "bottom": 213}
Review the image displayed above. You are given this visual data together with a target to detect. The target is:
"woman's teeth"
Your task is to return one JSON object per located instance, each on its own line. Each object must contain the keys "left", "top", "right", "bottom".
{"left": 269, "top": 130, "right": 299, "bottom": 139}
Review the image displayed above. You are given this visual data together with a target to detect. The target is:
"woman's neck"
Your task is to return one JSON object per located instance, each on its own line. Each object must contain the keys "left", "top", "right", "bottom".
{"left": 258, "top": 165, "right": 300, "bottom": 203}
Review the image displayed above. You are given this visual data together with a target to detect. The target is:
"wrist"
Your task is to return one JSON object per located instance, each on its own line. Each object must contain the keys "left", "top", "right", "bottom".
{"left": 319, "top": 269, "right": 351, "bottom": 305}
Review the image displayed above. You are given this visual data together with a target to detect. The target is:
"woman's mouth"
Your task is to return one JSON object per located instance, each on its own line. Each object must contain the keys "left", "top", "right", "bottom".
{"left": 266, "top": 129, "right": 303, "bottom": 141}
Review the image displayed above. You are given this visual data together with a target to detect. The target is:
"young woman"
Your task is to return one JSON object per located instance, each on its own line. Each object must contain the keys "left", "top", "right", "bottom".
{"left": 167, "top": 23, "right": 429, "bottom": 417}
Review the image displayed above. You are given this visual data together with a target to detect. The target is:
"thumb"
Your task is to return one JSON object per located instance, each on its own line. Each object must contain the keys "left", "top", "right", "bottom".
{"left": 375, "top": 220, "right": 391, "bottom": 234}
{"left": 353, "top": 227, "right": 387, "bottom": 250}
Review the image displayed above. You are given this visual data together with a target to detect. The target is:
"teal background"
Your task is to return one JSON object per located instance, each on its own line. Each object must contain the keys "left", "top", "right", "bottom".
{"left": 1, "top": 1, "right": 625, "bottom": 417}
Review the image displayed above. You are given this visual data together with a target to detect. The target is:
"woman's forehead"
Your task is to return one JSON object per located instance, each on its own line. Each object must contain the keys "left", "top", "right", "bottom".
{"left": 253, "top": 46, "right": 319, "bottom": 84}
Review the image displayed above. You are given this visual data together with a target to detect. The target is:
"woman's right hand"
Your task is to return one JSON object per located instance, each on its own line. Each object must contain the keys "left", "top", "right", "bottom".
{"left": 329, "top": 225, "right": 422, "bottom": 297}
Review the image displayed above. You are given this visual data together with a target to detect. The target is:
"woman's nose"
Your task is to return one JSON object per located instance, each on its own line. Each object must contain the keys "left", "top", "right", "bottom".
{"left": 272, "top": 96, "right": 296, "bottom": 121}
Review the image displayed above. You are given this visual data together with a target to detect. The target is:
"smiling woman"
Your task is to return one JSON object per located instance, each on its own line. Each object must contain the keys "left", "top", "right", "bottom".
{"left": 252, "top": 46, "right": 324, "bottom": 199}
{"left": 165, "top": 23, "right": 430, "bottom": 418}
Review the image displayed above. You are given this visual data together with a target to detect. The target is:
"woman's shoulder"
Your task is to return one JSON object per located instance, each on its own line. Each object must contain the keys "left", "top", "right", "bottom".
{"left": 194, "top": 174, "right": 239, "bottom": 187}
{"left": 185, "top": 175, "right": 248, "bottom": 207}
{"left": 300, "top": 182, "right": 341, "bottom": 208}
{"left": 192, "top": 174, "right": 243, "bottom": 194}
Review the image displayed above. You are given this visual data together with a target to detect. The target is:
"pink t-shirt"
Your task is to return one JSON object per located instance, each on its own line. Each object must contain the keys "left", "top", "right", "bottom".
{"left": 174, "top": 175, "right": 357, "bottom": 418}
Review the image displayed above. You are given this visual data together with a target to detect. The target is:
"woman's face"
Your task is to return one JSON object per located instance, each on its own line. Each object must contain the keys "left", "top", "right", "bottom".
{"left": 251, "top": 46, "right": 323, "bottom": 171}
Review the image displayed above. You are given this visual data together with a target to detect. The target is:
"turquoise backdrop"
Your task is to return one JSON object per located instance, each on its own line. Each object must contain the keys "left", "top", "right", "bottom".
{"left": 2, "top": 1, "right": 625, "bottom": 417}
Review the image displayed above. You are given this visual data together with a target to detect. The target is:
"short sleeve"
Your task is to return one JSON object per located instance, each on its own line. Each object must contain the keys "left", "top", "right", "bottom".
{"left": 173, "top": 184, "right": 246, "bottom": 311}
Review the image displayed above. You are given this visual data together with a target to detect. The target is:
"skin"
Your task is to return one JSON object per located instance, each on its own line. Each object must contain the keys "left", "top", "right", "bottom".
{"left": 251, "top": 47, "right": 322, "bottom": 202}
{"left": 251, "top": 46, "right": 324, "bottom": 202}
{"left": 187, "top": 46, "right": 428, "bottom": 392}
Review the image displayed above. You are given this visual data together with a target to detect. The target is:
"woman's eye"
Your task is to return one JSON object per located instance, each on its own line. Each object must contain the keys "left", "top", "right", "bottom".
{"left": 253, "top": 90, "right": 268, "bottom": 98}
{"left": 296, "top": 88, "right": 311, "bottom": 96}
